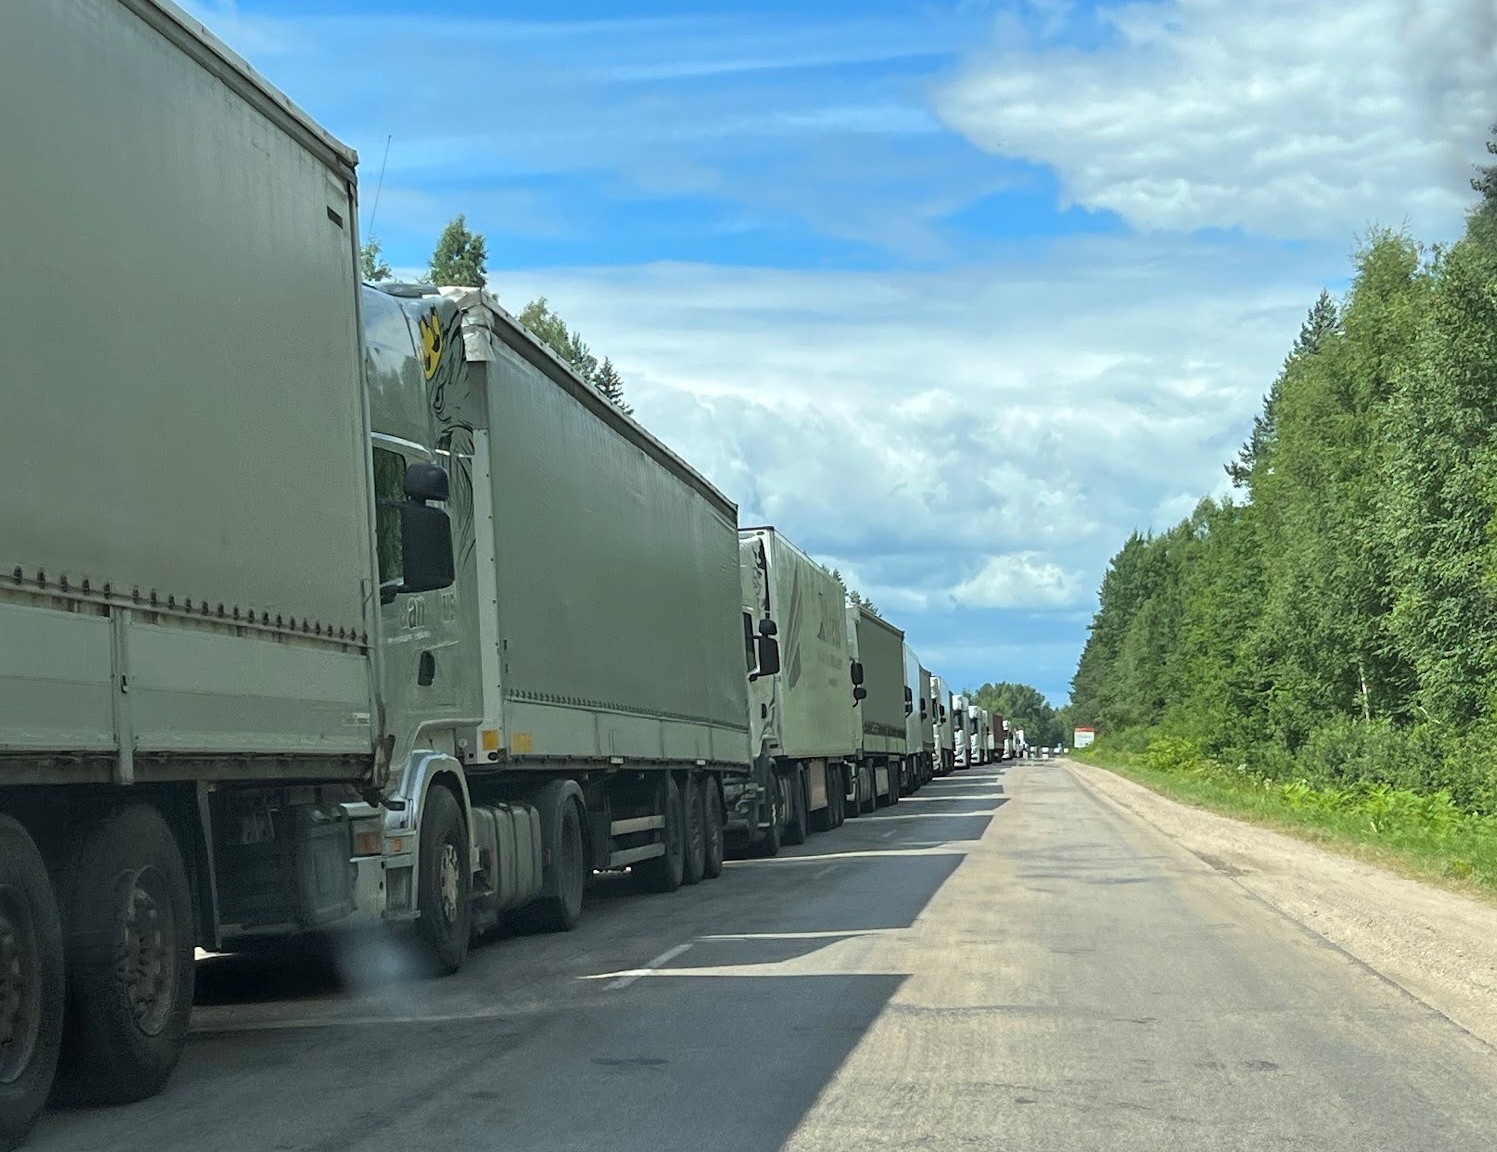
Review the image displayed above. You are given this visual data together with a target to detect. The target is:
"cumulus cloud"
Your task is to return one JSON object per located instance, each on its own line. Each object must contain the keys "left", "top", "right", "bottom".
{"left": 937, "top": 0, "right": 1497, "bottom": 241}
{"left": 496, "top": 232, "right": 1340, "bottom": 628}
{"left": 951, "top": 553, "right": 1082, "bottom": 609}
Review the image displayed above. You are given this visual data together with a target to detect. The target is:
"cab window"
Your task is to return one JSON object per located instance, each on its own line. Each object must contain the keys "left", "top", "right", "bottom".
{"left": 373, "top": 446, "right": 405, "bottom": 585}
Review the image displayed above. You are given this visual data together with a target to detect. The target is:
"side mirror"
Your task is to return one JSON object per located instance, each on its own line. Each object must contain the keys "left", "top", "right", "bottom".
{"left": 759, "top": 617, "right": 777, "bottom": 638}
{"left": 852, "top": 685, "right": 867, "bottom": 702}
{"left": 903, "top": 686, "right": 913, "bottom": 716}
{"left": 404, "top": 461, "right": 449, "bottom": 502}
{"left": 752, "top": 635, "right": 781, "bottom": 678}
{"left": 397, "top": 503, "right": 454, "bottom": 594}
{"left": 379, "top": 464, "right": 455, "bottom": 604}
{"left": 850, "top": 661, "right": 864, "bottom": 686}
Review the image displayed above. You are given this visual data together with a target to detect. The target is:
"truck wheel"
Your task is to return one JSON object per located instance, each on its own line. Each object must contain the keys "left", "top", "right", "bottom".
{"left": 531, "top": 800, "right": 585, "bottom": 933}
{"left": 53, "top": 805, "right": 193, "bottom": 1106}
{"left": 702, "top": 781, "right": 725, "bottom": 880}
{"left": 860, "top": 770, "right": 877, "bottom": 815}
{"left": 830, "top": 766, "right": 846, "bottom": 828}
{"left": 783, "top": 766, "right": 809, "bottom": 846}
{"left": 0, "top": 817, "right": 64, "bottom": 1151}
{"left": 637, "top": 775, "right": 685, "bottom": 893}
{"left": 810, "top": 765, "right": 832, "bottom": 835}
{"left": 754, "top": 777, "right": 782, "bottom": 858}
{"left": 888, "top": 764, "right": 901, "bottom": 807}
{"left": 415, "top": 786, "right": 471, "bottom": 975}
{"left": 682, "top": 776, "right": 706, "bottom": 886}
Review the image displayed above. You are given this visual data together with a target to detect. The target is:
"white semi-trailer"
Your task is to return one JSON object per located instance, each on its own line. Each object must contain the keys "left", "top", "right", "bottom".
{"left": 846, "top": 605, "right": 906, "bottom": 809}
{"left": 0, "top": 4, "right": 752, "bottom": 1144}
{"left": 731, "top": 527, "right": 856, "bottom": 854}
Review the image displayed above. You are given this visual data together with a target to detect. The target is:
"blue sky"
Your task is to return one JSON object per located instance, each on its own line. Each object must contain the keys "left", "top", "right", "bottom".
{"left": 185, "top": 0, "right": 1496, "bottom": 705}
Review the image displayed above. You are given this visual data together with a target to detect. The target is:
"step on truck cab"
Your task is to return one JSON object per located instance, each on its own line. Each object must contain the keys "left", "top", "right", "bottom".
{"left": 730, "top": 527, "right": 857, "bottom": 855}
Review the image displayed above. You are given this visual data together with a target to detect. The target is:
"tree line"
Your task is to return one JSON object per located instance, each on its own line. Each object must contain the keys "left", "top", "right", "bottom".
{"left": 971, "top": 681, "right": 1068, "bottom": 748}
{"left": 361, "top": 215, "right": 631, "bottom": 416}
{"left": 1068, "top": 129, "right": 1497, "bottom": 814}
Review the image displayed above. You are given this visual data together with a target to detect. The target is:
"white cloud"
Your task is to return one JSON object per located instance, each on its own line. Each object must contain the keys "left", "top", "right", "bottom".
{"left": 951, "top": 553, "right": 1082, "bottom": 609}
{"left": 937, "top": 0, "right": 1497, "bottom": 240}
{"left": 494, "top": 231, "right": 1341, "bottom": 634}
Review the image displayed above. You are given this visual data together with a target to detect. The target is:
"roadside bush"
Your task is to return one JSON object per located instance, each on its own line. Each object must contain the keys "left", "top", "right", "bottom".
{"left": 1296, "top": 718, "right": 1426, "bottom": 793}
{"left": 1099, "top": 727, "right": 1154, "bottom": 757}
{"left": 1142, "top": 735, "right": 1214, "bottom": 777}
{"left": 1426, "top": 724, "right": 1497, "bottom": 815}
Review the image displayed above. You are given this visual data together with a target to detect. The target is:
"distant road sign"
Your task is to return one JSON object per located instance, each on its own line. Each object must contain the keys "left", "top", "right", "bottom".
{"left": 1073, "top": 727, "right": 1096, "bottom": 748}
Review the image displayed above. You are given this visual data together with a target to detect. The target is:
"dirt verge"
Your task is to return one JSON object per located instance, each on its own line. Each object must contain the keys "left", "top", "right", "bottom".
{"left": 1067, "top": 758, "right": 1497, "bottom": 1050}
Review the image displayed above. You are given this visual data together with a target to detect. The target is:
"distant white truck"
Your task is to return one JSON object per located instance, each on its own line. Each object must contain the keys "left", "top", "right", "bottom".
{"left": 931, "top": 676, "right": 955, "bottom": 775}
{"left": 952, "top": 694, "right": 969, "bottom": 768}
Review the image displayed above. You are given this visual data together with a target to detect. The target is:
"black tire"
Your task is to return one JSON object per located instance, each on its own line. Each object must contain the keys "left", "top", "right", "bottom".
{"left": 755, "top": 776, "right": 782, "bottom": 858}
{"left": 531, "top": 799, "right": 585, "bottom": 932}
{"left": 782, "top": 766, "right": 809, "bottom": 846}
{"left": 636, "top": 775, "right": 685, "bottom": 893}
{"left": 861, "top": 769, "right": 877, "bottom": 815}
{"left": 702, "top": 780, "right": 725, "bottom": 880}
{"left": 414, "top": 786, "right": 471, "bottom": 975}
{"left": 0, "top": 817, "right": 64, "bottom": 1150}
{"left": 810, "top": 765, "right": 834, "bottom": 835}
{"left": 53, "top": 805, "right": 193, "bottom": 1107}
{"left": 828, "top": 766, "right": 845, "bottom": 829}
{"left": 682, "top": 776, "right": 706, "bottom": 886}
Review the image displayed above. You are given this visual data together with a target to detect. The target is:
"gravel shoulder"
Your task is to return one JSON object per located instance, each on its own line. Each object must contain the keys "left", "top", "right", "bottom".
{"left": 1067, "top": 757, "right": 1497, "bottom": 1051}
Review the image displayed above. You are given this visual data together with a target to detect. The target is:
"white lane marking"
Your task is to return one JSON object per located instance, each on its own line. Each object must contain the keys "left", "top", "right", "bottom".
{"left": 604, "top": 942, "right": 694, "bottom": 990}
{"left": 881, "top": 830, "right": 895, "bottom": 839}
{"left": 696, "top": 931, "right": 876, "bottom": 941}
{"left": 812, "top": 864, "right": 838, "bottom": 880}
{"left": 192, "top": 1005, "right": 529, "bottom": 1034}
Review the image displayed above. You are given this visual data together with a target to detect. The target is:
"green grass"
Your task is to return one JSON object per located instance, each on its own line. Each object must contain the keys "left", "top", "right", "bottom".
{"left": 1071, "top": 735, "right": 1497, "bottom": 904}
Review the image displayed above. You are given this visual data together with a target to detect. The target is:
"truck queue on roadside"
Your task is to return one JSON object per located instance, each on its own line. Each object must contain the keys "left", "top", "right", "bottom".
{"left": 0, "top": 3, "right": 1028, "bottom": 1147}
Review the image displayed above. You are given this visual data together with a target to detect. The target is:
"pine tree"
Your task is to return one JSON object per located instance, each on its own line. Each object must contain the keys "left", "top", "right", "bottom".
{"left": 1226, "top": 290, "right": 1340, "bottom": 488}
{"left": 428, "top": 213, "right": 488, "bottom": 288}
{"left": 1470, "top": 122, "right": 1497, "bottom": 208}
{"left": 592, "top": 358, "right": 633, "bottom": 416}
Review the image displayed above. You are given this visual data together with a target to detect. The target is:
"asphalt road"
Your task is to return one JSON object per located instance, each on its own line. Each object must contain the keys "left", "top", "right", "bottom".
{"left": 29, "top": 761, "right": 1497, "bottom": 1151}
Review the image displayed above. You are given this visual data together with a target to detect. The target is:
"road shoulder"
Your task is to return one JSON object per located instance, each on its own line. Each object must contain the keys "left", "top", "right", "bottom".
{"left": 1066, "top": 758, "right": 1497, "bottom": 1051}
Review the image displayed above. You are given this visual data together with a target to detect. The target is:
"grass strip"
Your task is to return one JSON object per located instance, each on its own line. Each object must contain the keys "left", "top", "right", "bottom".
{"left": 1071, "top": 738, "right": 1497, "bottom": 905}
